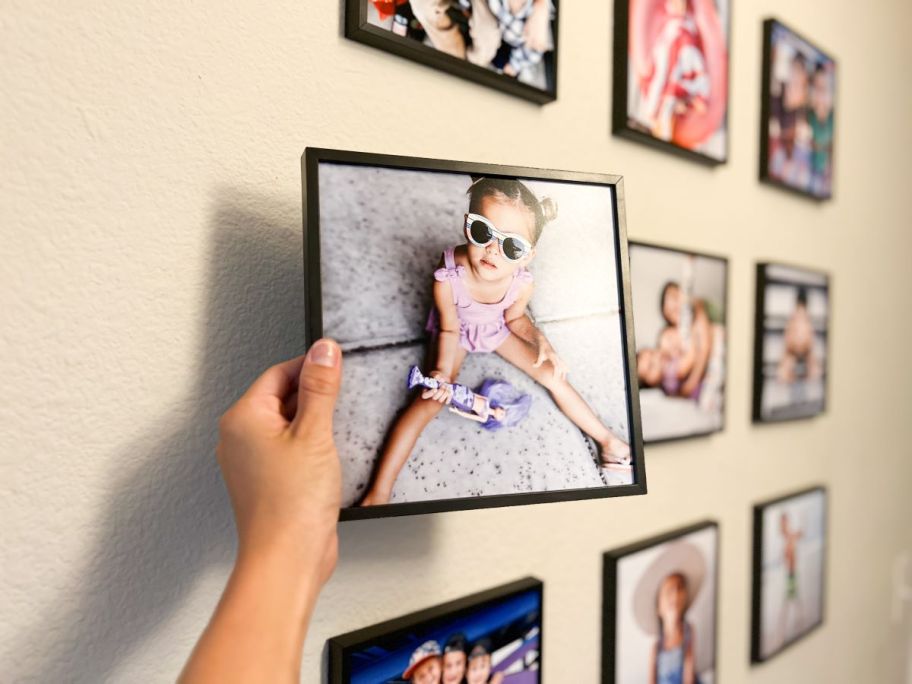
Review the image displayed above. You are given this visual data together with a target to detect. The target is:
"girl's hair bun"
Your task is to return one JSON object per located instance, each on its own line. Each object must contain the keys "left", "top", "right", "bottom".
{"left": 539, "top": 197, "right": 558, "bottom": 223}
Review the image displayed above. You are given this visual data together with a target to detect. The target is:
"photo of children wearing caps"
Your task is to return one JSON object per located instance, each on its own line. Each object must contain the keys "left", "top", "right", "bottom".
{"left": 316, "top": 162, "right": 636, "bottom": 509}
{"left": 608, "top": 524, "right": 718, "bottom": 684}
{"left": 754, "top": 488, "right": 827, "bottom": 661}
{"left": 340, "top": 588, "right": 541, "bottom": 683}
{"left": 753, "top": 263, "right": 829, "bottom": 422}
{"left": 630, "top": 243, "right": 726, "bottom": 442}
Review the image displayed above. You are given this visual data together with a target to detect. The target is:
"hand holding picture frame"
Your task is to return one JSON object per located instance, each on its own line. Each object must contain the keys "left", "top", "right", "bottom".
{"left": 303, "top": 148, "right": 645, "bottom": 520}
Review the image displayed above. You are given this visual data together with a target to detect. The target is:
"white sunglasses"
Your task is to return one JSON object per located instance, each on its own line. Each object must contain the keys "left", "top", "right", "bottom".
{"left": 464, "top": 213, "right": 533, "bottom": 262}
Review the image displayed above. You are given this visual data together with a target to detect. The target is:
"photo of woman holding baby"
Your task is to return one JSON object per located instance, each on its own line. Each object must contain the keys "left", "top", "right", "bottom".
{"left": 305, "top": 149, "right": 644, "bottom": 519}
{"left": 629, "top": 242, "right": 727, "bottom": 443}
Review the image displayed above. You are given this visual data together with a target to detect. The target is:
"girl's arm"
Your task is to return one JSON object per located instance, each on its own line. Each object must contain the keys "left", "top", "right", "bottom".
{"left": 649, "top": 642, "right": 658, "bottom": 684}
{"left": 433, "top": 278, "right": 461, "bottom": 380}
{"left": 682, "top": 625, "right": 696, "bottom": 684}
{"left": 505, "top": 282, "right": 567, "bottom": 380}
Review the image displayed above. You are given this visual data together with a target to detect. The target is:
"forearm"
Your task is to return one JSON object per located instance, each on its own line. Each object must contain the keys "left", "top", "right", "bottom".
{"left": 434, "top": 330, "right": 460, "bottom": 377}
{"left": 180, "top": 540, "right": 327, "bottom": 684}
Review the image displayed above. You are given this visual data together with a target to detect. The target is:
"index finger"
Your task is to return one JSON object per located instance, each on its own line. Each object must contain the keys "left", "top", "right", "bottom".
{"left": 242, "top": 355, "right": 306, "bottom": 401}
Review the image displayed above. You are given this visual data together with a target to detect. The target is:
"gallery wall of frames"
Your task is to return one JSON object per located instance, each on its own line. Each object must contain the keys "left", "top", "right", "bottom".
{"left": 7, "top": 0, "right": 912, "bottom": 682}
{"left": 315, "top": 2, "right": 842, "bottom": 682}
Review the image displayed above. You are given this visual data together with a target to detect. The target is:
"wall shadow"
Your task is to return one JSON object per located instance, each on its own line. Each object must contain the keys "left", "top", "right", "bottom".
{"left": 15, "top": 188, "right": 434, "bottom": 682}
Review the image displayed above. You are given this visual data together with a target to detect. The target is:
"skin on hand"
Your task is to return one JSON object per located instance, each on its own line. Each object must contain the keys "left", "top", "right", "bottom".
{"left": 522, "top": 0, "right": 551, "bottom": 52}
{"left": 180, "top": 339, "right": 343, "bottom": 684}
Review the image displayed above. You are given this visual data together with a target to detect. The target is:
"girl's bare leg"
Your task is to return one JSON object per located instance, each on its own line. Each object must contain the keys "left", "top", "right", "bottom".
{"left": 361, "top": 346, "right": 468, "bottom": 506}
{"left": 495, "top": 334, "right": 630, "bottom": 464}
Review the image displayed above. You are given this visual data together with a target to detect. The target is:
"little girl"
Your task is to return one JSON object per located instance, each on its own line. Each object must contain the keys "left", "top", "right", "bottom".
{"left": 651, "top": 573, "right": 697, "bottom": 684}
{"left": 361, "top": 177, "right": 630, "bottom": 506}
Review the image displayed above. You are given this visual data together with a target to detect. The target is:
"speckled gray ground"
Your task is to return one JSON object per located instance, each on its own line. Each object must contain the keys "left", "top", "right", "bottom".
{"left": 317, "top": 163, "right": 634, "bottom": 506}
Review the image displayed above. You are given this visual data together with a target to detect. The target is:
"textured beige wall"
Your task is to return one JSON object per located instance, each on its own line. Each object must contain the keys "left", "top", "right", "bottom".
{"left": 2, "top": 0, "right": 911, "bottom": 682}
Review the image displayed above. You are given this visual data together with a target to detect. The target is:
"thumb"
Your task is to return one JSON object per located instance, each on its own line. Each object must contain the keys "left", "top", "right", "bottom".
{"left": 290, "top": 338, "right": 342, "bottom": 439}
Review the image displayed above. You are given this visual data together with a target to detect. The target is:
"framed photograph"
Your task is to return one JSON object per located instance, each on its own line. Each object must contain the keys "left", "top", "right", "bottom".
{"left": 612, "top": 0, "right": 730, "bottom": 164}
{"left": 328, "top": 577, "right": 543, "bottom": 683}
{"left": 630, "top": 241, "right": 727, "bottom": 443}
{"left": 602, "top": 521, "right": 719, "bottom": 684}
{"left": 759, "top": 19, "right": 836, "bottom": 200}
{"left": 344, "top": 0, "right": 559, "bottom": 104}
{"left": 751, "top": 486, "right": 827, "bottom": 663}
{"left": 752, "top": 262, "right": 829, "bottom": 423}
{"left": 303, "top": 148, "right": 645, "bottom": 520}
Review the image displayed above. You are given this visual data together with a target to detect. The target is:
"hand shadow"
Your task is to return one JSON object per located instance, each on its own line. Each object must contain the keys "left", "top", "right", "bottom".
{"left": 15, "top": 187, "right": 435, "bottom": 683}
{"left": 12, "top": 189, "right": 309, "bottom": 682}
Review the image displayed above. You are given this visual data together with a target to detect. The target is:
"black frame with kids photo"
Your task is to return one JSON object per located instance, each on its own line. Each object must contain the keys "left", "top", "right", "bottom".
{"left": 328, "top": 577, "right": 544, "bottom": 683}
{"left": 752, "top": 261, "right": 830, "bottom": 424}
{"left": 303, "top": 148, "right": 645, "bottom": 521}
{"left": 750, "top": 485, "right": 828, "bottom": 664}
{"left": 344, "top": 0, "right": 560, "bottom": 104}
{"left": 629, "top": 240, "right": 729, "bottom": 444}
{"left": 601, "top": 520, "right": 720, "bottom": 684}
{"left": 759, "top": 18, "right": 837, "bottom": 201}
{"left": 612, "top": 0, "right": 731, "bottom": 165}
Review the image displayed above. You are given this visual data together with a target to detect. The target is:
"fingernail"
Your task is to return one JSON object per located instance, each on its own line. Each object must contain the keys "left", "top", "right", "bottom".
{"left": 306, "top": 339, "right": 338, "bottom": 368}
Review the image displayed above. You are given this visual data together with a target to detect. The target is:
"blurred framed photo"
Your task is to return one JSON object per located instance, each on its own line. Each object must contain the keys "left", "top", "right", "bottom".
{"left": 328, "top": 577, "right": 543, "bottom": 683}
{"left": 612, "top": 0, "right": 730, "bottom": 164}
{"left": 345, "top": 0, "right": 559, "bottom": 104}
{"left": 630, "top": 241, "right": 727, "bottom": 443}
{"left": 303, "top": 148, "right": 645, "bottom": 521}
{"left": 752, "top": 262, "right": 829, "bottom": 423}
{"left": 760, "top": 19, "right": 836, "bottom": 200}
{"left": 602, "top": 521, "right": 719, "bottom": 684}
{"left": 751, "top": 486, "right": 827, "bottom": 663}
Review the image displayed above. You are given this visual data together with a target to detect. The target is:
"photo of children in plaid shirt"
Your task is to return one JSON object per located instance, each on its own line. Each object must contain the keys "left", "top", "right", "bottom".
{"left": 365, "top": 0, "right": 556, "bottom": 92}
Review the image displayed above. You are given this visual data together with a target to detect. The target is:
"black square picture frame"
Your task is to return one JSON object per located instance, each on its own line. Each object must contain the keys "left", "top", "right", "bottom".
{"left": 328, "top": 577, "right": 543, "bottom": 683}
{"left": 751, "top": 486, "right": 828, "bottom": 663}
{"left": 602, "top": 521, "right": 720, "bottom": 684}
{"left": 759, "top": 18, "right": 837, "bottom": 200}
{"left": 612, "top": 0, "right": 731, "bottom": 165}
{"left": 303, "top": 147, "right": 646, "bottom": 520}
{"left": 344, "top": 0, "right": 560, "bottom": 104}
{"left": 752, "top": 262, "right": 830, "bottom": 423}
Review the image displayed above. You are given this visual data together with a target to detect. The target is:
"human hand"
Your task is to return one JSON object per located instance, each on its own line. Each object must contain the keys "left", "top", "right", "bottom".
{"left": 533, "top": 341, "right": 567, "bottom": 381}
{"left": 522, "top": 0, "right": 551, "bottom": 53}
{"left": 422, "top": 369, "right": 454, "bottom": 404}
{"left": 216, "top": 338, "right": 343, "bottom": 585}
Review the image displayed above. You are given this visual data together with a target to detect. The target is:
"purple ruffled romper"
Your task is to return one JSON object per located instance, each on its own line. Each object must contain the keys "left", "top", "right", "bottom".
{"left": 426, "top": 246, "right": 533, "bottom": 353}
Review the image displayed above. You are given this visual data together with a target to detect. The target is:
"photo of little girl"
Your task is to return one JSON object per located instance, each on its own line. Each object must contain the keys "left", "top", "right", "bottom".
{"left": 605, "top": 523, "right": 718, "bottom": 684}
{"left": 630, "top": 243, "right": 726, "bottom": 442}
{"left": 308, "top": 151, "right": 641, "bottom": 516}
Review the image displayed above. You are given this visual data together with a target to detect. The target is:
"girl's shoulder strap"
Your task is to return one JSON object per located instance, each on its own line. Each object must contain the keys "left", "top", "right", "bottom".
{"left": 443, "top": 245, "right": 456, "bottom": 270}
